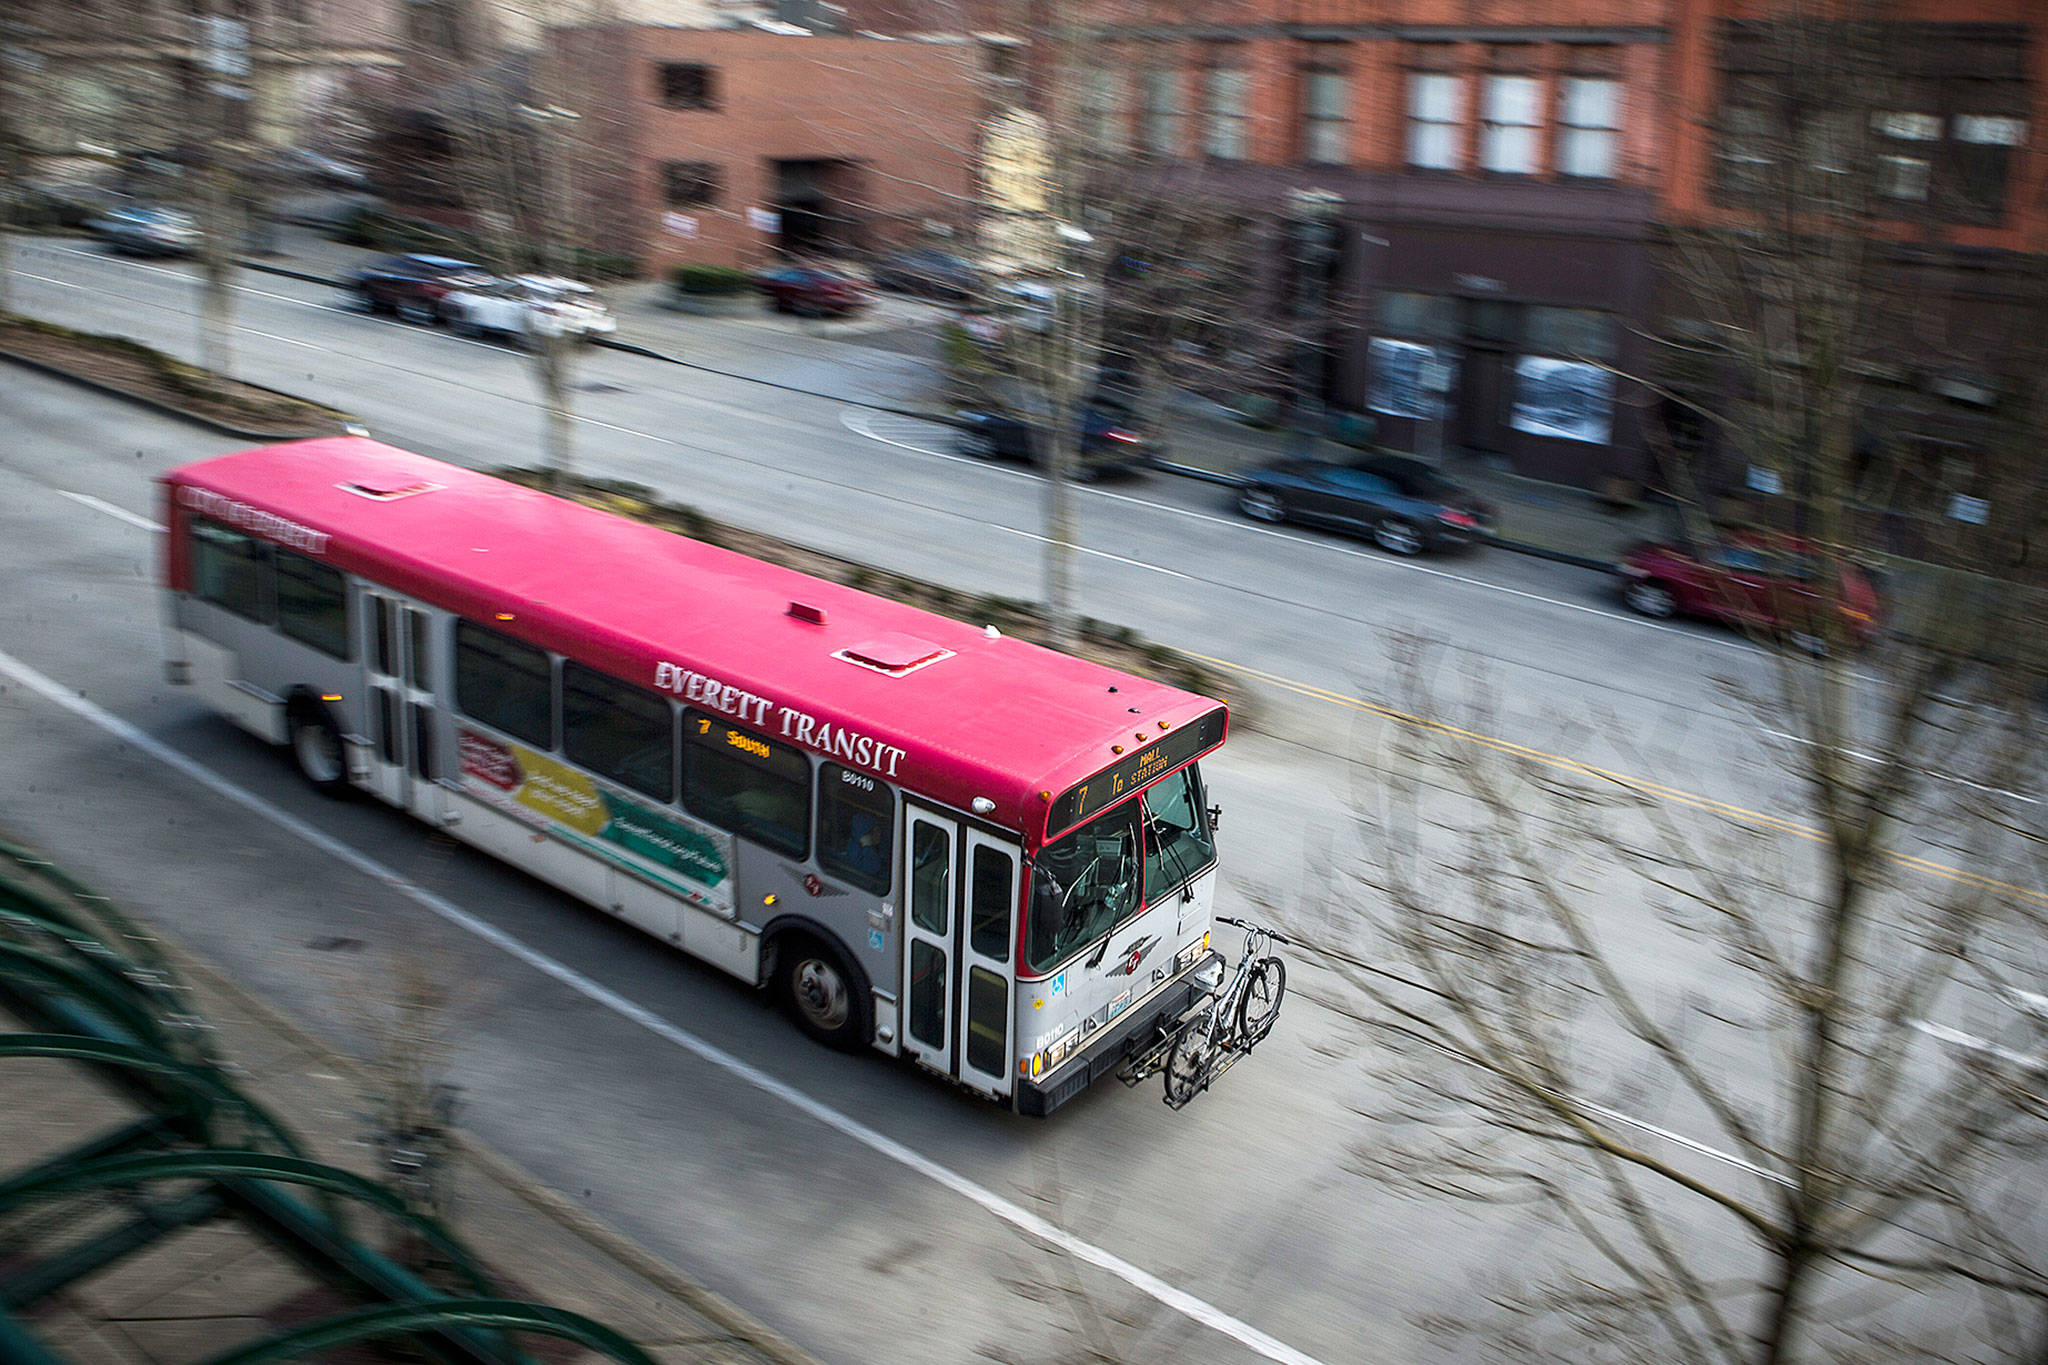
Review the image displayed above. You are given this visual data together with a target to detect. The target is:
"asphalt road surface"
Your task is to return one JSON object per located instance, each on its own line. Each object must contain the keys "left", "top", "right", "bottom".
{"left": 5, "top": 247, "right": 2040, "bottom": 1362}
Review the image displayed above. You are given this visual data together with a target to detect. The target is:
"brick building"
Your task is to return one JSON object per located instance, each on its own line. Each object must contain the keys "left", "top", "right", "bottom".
{"left": 554, "top": 27, "right": 984, "bottom": 274}
{"left": 966, "top": 0, "right": 2042, "bottom": 490}
{"left": 1034, "top": 1, "right": 1679, "bottom": 487}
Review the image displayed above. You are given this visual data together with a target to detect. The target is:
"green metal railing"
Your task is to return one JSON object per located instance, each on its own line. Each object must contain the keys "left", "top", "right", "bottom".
{"left": 0, "top": 838, "right": 658, "bottom": 1365}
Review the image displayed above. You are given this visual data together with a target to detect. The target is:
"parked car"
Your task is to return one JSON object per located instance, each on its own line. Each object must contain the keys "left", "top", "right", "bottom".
{"left": 1235, "top": 453, "right": 1496, "bottom": 555}
{"left": 84, "top": 206, "right": 200, "bottom": 258}
{"left": 347, "top": 254, "right": 492, "bottom": 324}
{"left": 752, "top": 265, "right": 869, "bottom": 318}
{"left": 1617, "top": 537, "right": 1881, "bottom": 646}
{"left": 952, "top": 396, "right": 1151, "bottom": 479}
{"left": 871, "top": 248, "right": 976, "bottom": 302}
{"left": 440, "top": 275, "right": 617, "bottom": 342}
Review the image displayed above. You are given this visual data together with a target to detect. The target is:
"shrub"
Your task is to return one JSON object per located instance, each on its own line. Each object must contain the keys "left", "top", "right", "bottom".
{"left": 673, "top": 264, "right": 754, "bottom": 296}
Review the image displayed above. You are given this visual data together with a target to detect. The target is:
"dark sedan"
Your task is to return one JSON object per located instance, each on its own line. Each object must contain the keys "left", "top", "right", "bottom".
{"left": 953, "top": 398, "right": 1150, "bottom": 479}
{"left": 347, "top": 254, "right": 491, "bottom": 324}
{"left": 752, "top": 266, "right": 869, "bottom": 318}
{"left": 1235, "top": 454, "right": 1496, "bottom": 555}
{"left": 871, "top": 248, "right": 976, "bottom": 302}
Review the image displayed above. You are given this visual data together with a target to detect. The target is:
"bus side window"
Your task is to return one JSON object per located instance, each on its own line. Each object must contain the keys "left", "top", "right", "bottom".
{"left": 453, "top": 619, "right": 553, "bottom": 749}
{"left": 562, "top": 660, "right": 675, "bottom": 801}
{"left": 189, "top": 517, "right": 270, "bottom": 623}
{"left": 681, "top": 709, "right": 810, "bottom": 858}
{"left": 274, "top": 549, "right": 351, "bottom": 660}
{"left": 817, "top": 763, "right": 892, "bottom": 894}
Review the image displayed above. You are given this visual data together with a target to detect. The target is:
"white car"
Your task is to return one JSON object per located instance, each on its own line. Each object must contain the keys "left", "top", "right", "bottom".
{"left": 441, "top": 275, "right": 617, "bottom": 343}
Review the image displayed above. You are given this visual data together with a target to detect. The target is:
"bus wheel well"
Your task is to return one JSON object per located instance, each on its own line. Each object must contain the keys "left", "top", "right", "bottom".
{"left": 284, "top": 690, "right": 348, "bottom": 795}
{"left": 762, "top": 920, "right": 872, "bottom": 1051}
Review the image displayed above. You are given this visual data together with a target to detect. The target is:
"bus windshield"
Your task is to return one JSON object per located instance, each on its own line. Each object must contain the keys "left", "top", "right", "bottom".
{"left": 1026, "top": 765, "right": 1215, "bottom": 974}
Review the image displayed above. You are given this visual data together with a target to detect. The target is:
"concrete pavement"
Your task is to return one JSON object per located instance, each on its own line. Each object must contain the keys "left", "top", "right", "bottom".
{"left": 0, "top": 832, "right": 817, "bottom": 1365}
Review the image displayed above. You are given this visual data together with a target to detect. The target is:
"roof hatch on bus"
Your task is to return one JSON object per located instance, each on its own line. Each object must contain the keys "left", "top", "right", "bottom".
{"left": 834, "top": 633, "right": 955, "bottom": 677}
{"left": 337, "top": 477, "right": 445, "bottom": 502}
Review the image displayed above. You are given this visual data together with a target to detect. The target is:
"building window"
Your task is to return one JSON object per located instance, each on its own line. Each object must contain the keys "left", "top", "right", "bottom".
{"left": 1142, "top": 67, "right": 1183, "bottom": 156}
{"left": 1083, "top": 66, "right": 1124, "bottom": 151}
{"left": 1557, "top": 77, "right": 1619, "bottom": 178}
{"left": 1302, "top": 69, "right": 1348, "bottom": 165}
{"left": 1953, "top": 114, "right": 2026, "bottom": 218}
{"left": 1716, "top": 102, "right": 1776, "bottom": 196}
{"left": 1204, "top": 65, "right": 1249, "bottom": 160}
{"left": 1480, "top": 74, "right": 1542, "bottom": 174}
{"left": 658, "top": 62, "right": 716, "bottom": 110}
{"left": 1872, "top": 110, "right": 1939, "bottom": 201}
{"left": 1407, "top": 72, "right": 1463, "bottom": 169}
{"left": 662, "top": 161, "right": 720, "bottom": 207}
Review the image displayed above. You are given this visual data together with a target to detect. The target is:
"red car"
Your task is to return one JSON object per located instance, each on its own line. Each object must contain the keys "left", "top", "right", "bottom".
{"left": 1618, "top": 537, "right": 1881, "bottom": 646}
{"left": 751, "top": 265, "right": 869, "bottom": 318}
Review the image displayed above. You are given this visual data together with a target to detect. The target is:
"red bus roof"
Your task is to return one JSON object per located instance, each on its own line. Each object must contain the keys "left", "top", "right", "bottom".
{"left": 162, "top": 438, "right": 1226, "bottom": 841}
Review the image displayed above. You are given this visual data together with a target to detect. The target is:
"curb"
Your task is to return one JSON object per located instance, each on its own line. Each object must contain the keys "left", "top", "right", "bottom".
{"left": 140, "top": 911, "right": 822, "bottom": 1365}
{"left": 0, "top": 345, "right": 342, "bottom": 443}
{"left": 238, "top": 256, "right": 954, "bottom": 427}
{"left": 244, "top": 255, "right": 1626, "bottom": 571}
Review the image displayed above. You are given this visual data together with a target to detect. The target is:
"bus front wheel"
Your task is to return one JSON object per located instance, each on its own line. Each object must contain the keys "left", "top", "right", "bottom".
{"left": 289, "top": 701, "right": 349, "bottom": 796}
{"left": 777, "top": 934, "right": 867, "bottom": 1051}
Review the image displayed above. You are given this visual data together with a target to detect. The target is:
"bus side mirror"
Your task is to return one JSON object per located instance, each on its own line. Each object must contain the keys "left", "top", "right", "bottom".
{"left": 1207, "top": 804, "right": 1223, "bottom": 831}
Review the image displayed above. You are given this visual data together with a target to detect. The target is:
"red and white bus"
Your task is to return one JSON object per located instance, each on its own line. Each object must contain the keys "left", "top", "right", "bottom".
{"left": 159, "top": 437, "right": 1230, "bottom": 1114}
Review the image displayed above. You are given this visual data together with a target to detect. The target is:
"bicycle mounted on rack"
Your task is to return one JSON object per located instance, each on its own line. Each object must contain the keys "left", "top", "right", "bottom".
{"left": 1117, "top": 916, "right": 1290, "bottom": 1108}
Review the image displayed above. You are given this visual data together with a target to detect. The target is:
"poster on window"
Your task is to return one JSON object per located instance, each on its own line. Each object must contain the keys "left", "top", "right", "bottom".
{"left": 1367, "top": 338, "right": 1457, "bottom": 420}
{"left": 1511, "top": 356, "right": 1614, "bottom": 444}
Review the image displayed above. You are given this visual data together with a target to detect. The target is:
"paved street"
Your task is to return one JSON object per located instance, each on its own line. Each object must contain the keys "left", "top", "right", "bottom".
{"left": 3, "top": 244, "right": 2038, "bottom": 1363}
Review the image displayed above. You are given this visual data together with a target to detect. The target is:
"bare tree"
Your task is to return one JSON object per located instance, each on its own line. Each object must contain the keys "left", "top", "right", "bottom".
{"left": 1297, "top": 9, "right": 2048, "bottom": 1362}
{"left": 362, "top": 0, "right": 620, "bottom": 489}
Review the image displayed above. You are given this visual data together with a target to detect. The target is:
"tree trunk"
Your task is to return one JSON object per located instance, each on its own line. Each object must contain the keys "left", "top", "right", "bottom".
{"left": 535, "top": 331, "right": 575, "bottom": 493}
{"left": 1042, "top": 423, "right": 1077, "bottom": 649}
{"left": 198, "top": 164, "right": 238, "bottom": 380}
{"left": 1753, "top": 1238, "right": 1818, "bottom": 1365}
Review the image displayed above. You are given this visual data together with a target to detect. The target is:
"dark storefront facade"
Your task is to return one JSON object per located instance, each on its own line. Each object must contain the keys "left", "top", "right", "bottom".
{"left": 1333, "top": 177, "right": 1658, "bottom": 491}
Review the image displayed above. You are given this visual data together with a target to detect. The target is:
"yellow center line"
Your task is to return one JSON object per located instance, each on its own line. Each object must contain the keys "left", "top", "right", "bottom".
{"left": 1189, "top": 649, "right": 2048, "bottom": 909}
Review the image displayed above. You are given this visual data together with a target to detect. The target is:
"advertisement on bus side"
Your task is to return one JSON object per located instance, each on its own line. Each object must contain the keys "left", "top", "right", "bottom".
{"left": 457, "top": 725, "right": 735, "bottom": 917}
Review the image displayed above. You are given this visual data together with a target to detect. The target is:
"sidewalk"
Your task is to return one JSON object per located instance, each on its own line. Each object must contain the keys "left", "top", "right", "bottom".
{"left": 0, "top": 840, "right": 816, "bottom": 1365}
{"left": 244, "top": 227, "right": 1657, "bottom": 570}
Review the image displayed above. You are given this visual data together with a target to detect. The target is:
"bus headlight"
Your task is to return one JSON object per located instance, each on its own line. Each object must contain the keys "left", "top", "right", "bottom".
{"left": 1176, "top": 932, "right": 1210, "bottom": 974}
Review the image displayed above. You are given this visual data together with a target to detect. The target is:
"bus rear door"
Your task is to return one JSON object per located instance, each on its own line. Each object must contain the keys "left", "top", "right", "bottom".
{"left": 361, "top": 587, "right": 443, "bottom": 822}
{"left": 901, "top": 804, "right": 1018, "bottom": 1102}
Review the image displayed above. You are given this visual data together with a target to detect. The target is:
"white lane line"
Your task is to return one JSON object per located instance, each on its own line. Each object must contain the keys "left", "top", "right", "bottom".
{"left": 56, "top": 490, "right": 160, "bottom": 533}
{"left": 1757, "top": 727, "right": 2038, "bottom": 804}
{"left": 0, "top": 645, "right": 1328, "bottom": 1365}
{"left": 991, "top": 524, "right": 1192, "bottom": 579}
{"left": 842, "top": 410, "right": 1762, "bottom": 653}
{"left": 1910, "top": 1019, "right": 2048, "bottom": 1074}
{"left": 18, "top": 271, "right": 83, "bottom": 290}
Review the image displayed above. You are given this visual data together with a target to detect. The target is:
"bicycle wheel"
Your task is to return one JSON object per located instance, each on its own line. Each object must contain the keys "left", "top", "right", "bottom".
{"left": 1234, "top": 956, "right": 1287, "bottom": 1046}
{"left": 1163, "top": 1021, "right": 1217, "bottom": 1106}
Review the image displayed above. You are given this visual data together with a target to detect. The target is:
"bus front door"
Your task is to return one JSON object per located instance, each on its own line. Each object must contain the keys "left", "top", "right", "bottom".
{"left": 361, "top": 588, "right": 441, "bottom": 821}
{"left": 901, "top": 804, "right": 1017, "bottom": 1103}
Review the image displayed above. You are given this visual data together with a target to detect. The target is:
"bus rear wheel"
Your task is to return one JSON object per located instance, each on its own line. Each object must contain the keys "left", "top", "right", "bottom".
{"left": 777, "top": 935, "right": 866, "bottom": 1051}
{"left": 289, "top": 701, "right": 349, "bottom": 796}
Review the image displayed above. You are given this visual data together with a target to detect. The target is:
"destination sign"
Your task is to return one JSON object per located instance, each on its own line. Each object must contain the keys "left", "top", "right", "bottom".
{"left": 1047, "top": 706, "right": 1227, "bottom": 836}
